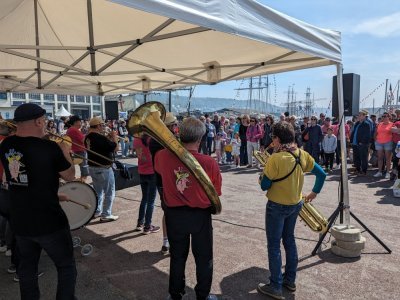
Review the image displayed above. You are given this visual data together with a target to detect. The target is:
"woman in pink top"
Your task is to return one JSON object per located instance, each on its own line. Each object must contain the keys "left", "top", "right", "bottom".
{"left": 374, "top": 112, "right": 393, "bottom": 179}
{"left": 133, "top": 134, "right": 160, "bottom": 234}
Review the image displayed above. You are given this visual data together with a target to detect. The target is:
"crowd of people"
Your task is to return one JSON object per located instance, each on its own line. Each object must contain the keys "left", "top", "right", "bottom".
{"left": 1, "top": 102, "right": 399, "bottom": 300}
{"left": 197, "top": 109, "right": 400, "bottom": 180}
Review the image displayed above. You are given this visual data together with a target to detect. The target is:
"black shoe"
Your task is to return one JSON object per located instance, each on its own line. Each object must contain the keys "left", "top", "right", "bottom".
{"left": 161, "top": 245, "right": 169, "bottom": 254}
{"left": 257, "top": 283, "right": 284, "bottom": 299}
{"left": 282, "top": 279, "right": 296, "bottom": 292}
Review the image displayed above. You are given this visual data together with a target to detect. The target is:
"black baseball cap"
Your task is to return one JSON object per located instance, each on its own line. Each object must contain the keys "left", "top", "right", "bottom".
{"left": 13, "top": 103, "right": 46, "bottom": 122}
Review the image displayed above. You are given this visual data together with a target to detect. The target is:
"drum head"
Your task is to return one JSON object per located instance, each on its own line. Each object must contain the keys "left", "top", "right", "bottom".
{"left": 59, "top": 182, "right": 98, "bottom": 230}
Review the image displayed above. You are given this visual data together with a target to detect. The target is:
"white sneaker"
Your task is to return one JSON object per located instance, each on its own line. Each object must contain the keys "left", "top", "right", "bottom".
{"left": 385, "top": 173, "right": 390, "bottom": 179}
{"left": 373, "top": 172, "right": 383, "bottom": 178}
{"left": 5, "top": 249, "right": 12, "bottom": 257}
{"left": 100, "top": 215, "right": 119, "bottom": 222}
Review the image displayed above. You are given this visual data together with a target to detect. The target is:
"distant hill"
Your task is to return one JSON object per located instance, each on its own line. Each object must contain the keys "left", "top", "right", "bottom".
{"left": 112, "top": 93, "right": 332, "bottom": 116}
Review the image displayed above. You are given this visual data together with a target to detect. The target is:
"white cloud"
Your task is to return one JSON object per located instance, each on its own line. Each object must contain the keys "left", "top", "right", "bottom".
{"left": 352, "top": 12, "right": 400, "bottom": 37}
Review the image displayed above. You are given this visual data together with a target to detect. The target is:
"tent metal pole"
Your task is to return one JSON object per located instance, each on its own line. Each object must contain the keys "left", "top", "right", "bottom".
{"left": 94, "top": 26, "right": 209, "bottom": 50}
{"left": 97, "top": 18, "right": 175, "bottom": 74}
{"left": 0, "top": 49, "right": 90, "bottom": 75}
{"left": 41, "top": 51, "right": 91, "bottom": 88}
{"left": 87, "top": 0, "right": 96, "bottom": 75}
{"left": 168, "top": 90, "right": 172, "bottom": 112}
{"left": 0, "top": 45, "right": 87, "bottom": 50}
{"left": 34, "top": 0, "right": 42, "bottom": 88}
{"left": 336, "top": 63, "right": 350, "bottom": 225}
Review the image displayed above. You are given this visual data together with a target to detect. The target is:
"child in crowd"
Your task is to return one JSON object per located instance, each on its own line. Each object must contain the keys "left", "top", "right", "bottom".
{"left": 231, "top": 132, "right": 241, "bottom": 168}
{"left": 322, "top": 127, "right": 337, "bottom": 172}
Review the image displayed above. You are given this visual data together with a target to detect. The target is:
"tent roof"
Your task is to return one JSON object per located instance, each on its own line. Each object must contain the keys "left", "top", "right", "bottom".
{"left": 54, "top": 105, "right": 70, "bottom": 117}
{"left": 0, "top": 0, "right": 341, "bottom": 95}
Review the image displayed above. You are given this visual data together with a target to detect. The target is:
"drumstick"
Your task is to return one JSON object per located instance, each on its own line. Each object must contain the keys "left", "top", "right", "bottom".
{"left": 68, "top": 199, "right": 91, "bottom": 210}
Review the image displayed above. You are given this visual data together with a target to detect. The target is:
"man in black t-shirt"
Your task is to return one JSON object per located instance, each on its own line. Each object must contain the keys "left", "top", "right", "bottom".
{"left": 85, "top": 116, "right": 119, "bottom": 222}
{"left": 0, "top": 103, "right": 76, "bottom": 299}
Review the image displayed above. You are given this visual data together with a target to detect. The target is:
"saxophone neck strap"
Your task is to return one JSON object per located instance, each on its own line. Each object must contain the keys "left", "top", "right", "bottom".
{"left": 272, "top": 150, "right": 303, "bottom": 183}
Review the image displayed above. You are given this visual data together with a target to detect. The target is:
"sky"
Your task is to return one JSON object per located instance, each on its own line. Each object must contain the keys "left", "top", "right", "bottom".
{"left": 189, "top": 0, "right": 400, "bottom": 112}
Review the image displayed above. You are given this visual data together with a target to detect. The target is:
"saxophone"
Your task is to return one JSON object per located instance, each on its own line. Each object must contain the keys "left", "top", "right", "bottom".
{"left": 255, "top": 149, "right": 328, "bottom": 233}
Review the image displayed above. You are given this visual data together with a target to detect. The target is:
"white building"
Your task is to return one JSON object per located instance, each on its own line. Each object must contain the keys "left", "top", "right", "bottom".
{"left": 0, "top": 92, "right": 104, "bottom": 120}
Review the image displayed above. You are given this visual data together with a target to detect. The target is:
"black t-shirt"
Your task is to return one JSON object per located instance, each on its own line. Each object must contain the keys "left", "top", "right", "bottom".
{"left": 0, "top": 136, "right": 71, "bottom": 236}
{"left": 239, "top": 124, "right": 248, "bottom": 141}
{"left": 84, "top": 132, "right": 116, "bottom": 167}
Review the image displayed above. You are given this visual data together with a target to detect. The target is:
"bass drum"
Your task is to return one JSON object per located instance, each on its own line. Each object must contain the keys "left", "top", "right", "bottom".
{"left": 59, "top": 182, "right": 98, "bottom": 231}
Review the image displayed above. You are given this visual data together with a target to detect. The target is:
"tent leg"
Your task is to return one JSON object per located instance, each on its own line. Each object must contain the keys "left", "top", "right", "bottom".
{"left": 336, "top": 63, "right": 350, "bottom": 225}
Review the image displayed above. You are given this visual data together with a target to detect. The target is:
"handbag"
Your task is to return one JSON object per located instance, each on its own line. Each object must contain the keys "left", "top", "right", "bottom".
{"left": 224, "top": 144, "right": 233, "bottom": 152}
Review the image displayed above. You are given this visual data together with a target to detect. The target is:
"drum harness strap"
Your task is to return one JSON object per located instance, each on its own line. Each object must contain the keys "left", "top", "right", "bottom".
{"left": 271, "top": 150, "right": 304, "bottom": 183}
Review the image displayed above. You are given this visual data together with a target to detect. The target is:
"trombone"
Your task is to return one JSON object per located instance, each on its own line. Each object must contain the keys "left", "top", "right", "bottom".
{"left": 1, "top": 119, "right": 114, "bottom": 166}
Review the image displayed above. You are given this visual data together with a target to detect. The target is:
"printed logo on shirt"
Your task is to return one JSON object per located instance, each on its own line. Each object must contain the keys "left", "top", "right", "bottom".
{"left": 174, "top": 167, "right": 190, "bottom": 194}
{"left": 5, "top": 149, "right": 28, "bottom": 186}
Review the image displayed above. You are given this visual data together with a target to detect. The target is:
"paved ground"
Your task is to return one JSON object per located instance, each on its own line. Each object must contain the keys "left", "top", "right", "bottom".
{"left": 1, "top": 158, "right": 399, "bottom": 300}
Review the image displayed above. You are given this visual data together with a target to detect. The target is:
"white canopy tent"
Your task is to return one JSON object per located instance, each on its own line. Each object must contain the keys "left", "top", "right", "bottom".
{"left": 0, "top": 0, "right": 340, "bottom": 95}
{"left": 54, "top": 105, "right": 71, "bottom": 117}
{"left": 0, "top": 0, "right": 349, "bottom": 225}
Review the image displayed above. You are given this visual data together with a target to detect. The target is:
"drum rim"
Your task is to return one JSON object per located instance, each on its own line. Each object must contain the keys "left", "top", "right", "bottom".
{"left": 59, "top": 181, "right": 98, "bottom": 231}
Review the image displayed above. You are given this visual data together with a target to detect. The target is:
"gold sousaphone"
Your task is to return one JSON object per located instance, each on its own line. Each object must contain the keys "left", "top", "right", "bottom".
{"left": 127, "top": 102, "right": 222, "bottom": 215}
{"left": 254, "top": 149, "right": 328, "bottom": 233}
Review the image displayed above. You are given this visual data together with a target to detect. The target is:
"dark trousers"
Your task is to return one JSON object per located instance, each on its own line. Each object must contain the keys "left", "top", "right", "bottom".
{"left": 305, "top": 142, "right": 320, "bottom": 164}
{"left": 206, "top": 137, "right": 213, "bottom": 155}
{"left": 240, "top": 139, "right": 248, "bottom": 165}
{"left": 198, "top": 140, "right": 207, "bottom": 154}
{"left": 352, "top": 144, "right": 369, "bottom": 173}
{"left": 335, "top": 141, "right": 341, "bottom": 165}
{"left": 138, "top": 174, "right": 157, "bottom": 227}
{"left": 16, "top": 228, "right": 77, "bottom": 300}
{"left": 324, "top": 153, "right": 334, "bottom": 169}
{"left": 165, "top": 207, "right": 213, "bottom": 300}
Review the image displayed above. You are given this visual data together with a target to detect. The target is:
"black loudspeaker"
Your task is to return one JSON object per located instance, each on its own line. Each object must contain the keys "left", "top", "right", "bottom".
{"left": 104, "top": 101, "right": 119, "bottom": 120}
{"left": 114, "top": 164, "right": 140, "bottom": 191}
{"left": 332, "top": 73, "right": 360, "bottom": 117}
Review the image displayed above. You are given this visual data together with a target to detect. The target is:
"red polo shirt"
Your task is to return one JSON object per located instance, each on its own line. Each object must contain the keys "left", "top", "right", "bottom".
{"left": 133, "top": 137, "right": 154, "bottom": 175}
{"left": 154, "top": 149, "right": 222, "bottom": 208}
{"left": 66, "top": 127, "right": 85, "bottom": 153}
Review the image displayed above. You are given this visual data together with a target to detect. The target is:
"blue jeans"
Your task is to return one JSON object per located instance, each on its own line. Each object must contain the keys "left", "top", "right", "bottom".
{"left": 74, "top": 151, "right": 89, "bottom": 177}
{"left": 16, "top": 228, "right": 77, "bottom": 300}
{"left": 138, "top": 174, "right": 157, "bottom": 227}
{"left": 89, "top": 167, "right": 116, "bottom": 217}
{"left": 265, "top": 200, "right": 303, "bottom": 292}
{"left": 120, "top": 140, "right": 129, "bottom": 157}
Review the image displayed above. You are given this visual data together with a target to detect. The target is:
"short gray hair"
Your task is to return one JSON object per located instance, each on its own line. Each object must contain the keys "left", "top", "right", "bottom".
{"left": 179, "top": 117, "right": 206, "bottom": 143}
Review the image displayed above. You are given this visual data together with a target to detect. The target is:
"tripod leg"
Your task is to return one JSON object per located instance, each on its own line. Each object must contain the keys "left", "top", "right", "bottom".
{"left": 350, "top": 211, "right": 392, "bottom": 254}
{"left": 311, "top": 206, "right": 340, "bottom": 256}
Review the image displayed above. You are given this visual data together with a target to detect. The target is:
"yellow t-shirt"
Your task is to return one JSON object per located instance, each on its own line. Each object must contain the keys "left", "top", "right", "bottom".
{"left": 263, "top": 149, "right": 314, "bottom": 205}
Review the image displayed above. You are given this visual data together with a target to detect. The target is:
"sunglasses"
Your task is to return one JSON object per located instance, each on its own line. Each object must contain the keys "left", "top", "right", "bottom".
{"left": 311, "top": 118, "right": 317, "bottom": 121}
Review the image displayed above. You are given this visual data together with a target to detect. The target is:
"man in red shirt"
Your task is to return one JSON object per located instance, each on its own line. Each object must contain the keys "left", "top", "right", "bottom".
{"left": 154, "top": 117, "right": 222, "bottom": 300}
{"left": 66, "top": 115, "right": 89, "bottom": 182}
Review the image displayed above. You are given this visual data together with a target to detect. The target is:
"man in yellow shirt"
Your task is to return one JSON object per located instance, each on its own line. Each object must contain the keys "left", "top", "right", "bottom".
{"left": 257, "top": 121, "right": 326, "bottom": 299}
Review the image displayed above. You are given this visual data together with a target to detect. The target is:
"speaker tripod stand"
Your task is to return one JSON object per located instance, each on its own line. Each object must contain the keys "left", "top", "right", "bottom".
{"left": 311, "top": 171, "right": 392, "bottom": 256}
